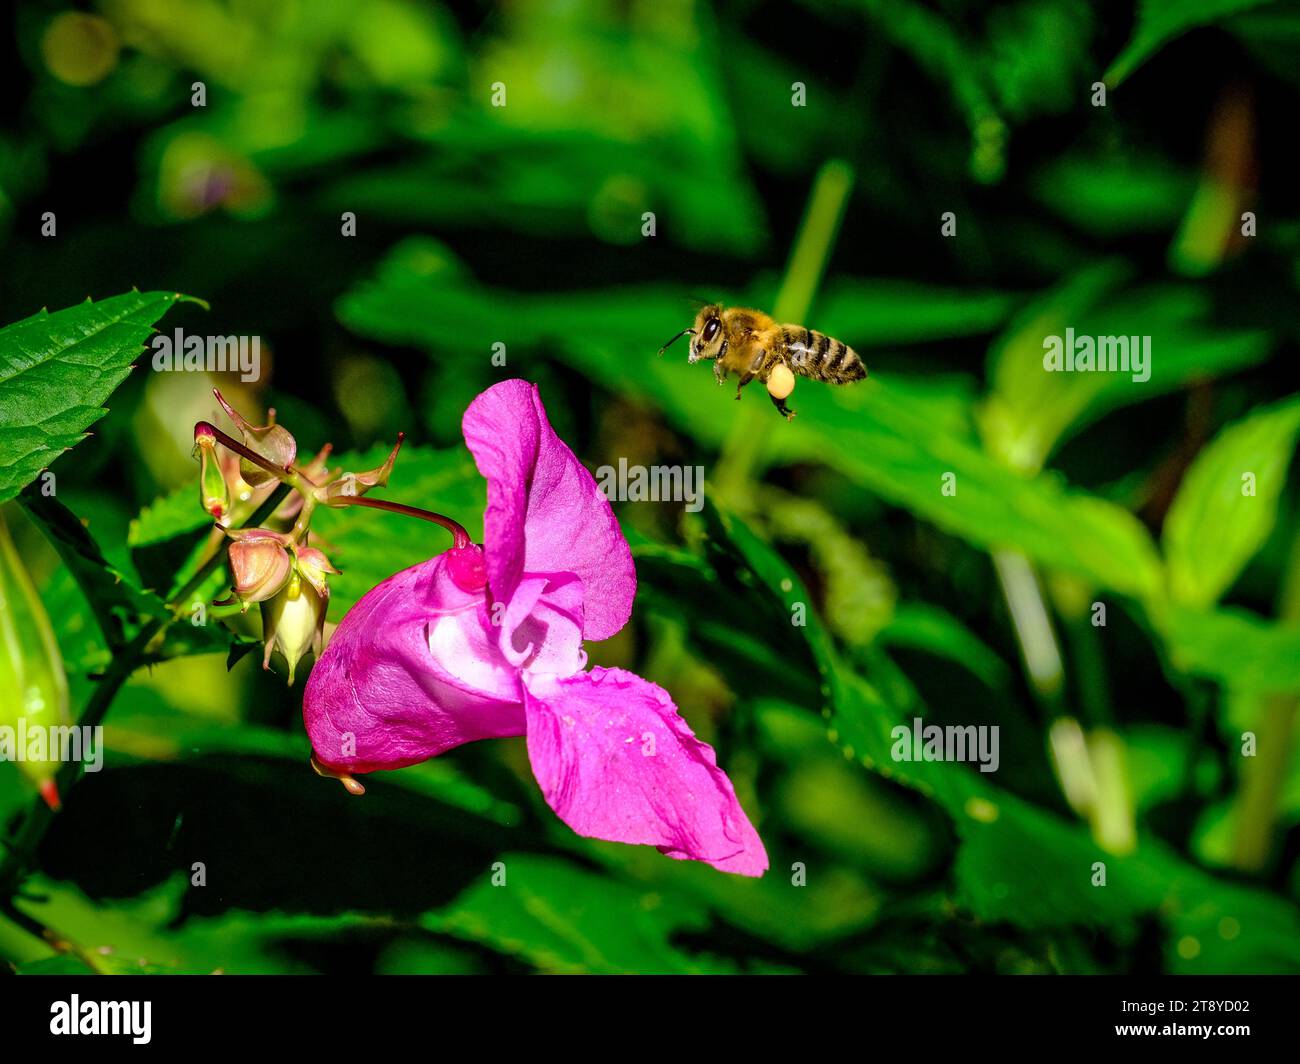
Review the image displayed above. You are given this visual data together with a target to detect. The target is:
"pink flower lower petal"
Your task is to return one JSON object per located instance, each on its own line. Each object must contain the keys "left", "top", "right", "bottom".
{"left": 522, "top": 667, "right": 768, "bottom": 876}
{"left": 304, "top": 554, "right": 524, "bottom": 774}
{"left": 462, "top": 379, "right": 635, "bottom": 642}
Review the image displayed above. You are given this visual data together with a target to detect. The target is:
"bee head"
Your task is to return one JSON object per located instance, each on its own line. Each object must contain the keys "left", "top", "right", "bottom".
{"left": 689, "top": 305, "right": 724, "bottom": 363}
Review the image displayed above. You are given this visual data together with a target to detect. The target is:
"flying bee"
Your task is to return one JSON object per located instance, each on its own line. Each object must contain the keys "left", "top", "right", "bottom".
{"left": 657, "top": 304, "right": 866, "bottom": 419}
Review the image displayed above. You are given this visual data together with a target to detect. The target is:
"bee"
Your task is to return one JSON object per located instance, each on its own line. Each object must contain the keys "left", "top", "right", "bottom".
{"left": 658, "top": 304, "right": 866, "bottom": 420}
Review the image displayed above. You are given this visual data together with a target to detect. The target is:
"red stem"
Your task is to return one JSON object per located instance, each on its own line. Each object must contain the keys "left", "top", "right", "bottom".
{"left": 196, "top": 421, "right": 303, "bottom": 483}
{"left": 340, "top": 496, "right": 472, "bottom": 549}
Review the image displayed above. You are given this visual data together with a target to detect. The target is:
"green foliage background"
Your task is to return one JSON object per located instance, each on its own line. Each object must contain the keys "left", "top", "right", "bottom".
{"left": 2, "top": 0, "right": 1300, "bottom": 974}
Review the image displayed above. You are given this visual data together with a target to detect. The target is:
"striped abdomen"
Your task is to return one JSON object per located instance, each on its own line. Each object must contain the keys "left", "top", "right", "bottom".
{"left": 779, "top": 326, "right": 866, "bottom": 384}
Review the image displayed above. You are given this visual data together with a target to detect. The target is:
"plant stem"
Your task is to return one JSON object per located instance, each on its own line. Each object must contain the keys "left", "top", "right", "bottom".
{"left": 1231, "top": 525, "right": 1300, "bottom": 871}
{"left": 335, "top": 495, "right": 472, "bottom": 549}
{"left": 994, "top": 549, "right": 1136, "bottom": 853}
{"left": 196, "top": 422, "right": 314, "bottom": 489}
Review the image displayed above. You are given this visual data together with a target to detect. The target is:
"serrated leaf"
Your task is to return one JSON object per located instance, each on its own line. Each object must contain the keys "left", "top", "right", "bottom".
{"left": 128, "top": 481, "right": 209, "bottom": 548}
{"left": 20, "top": 485, "right": 234, "bottom": 662}
{"left": 1163, "top": 394, "right": 1300, "bottom": 608}
{"left": 0, "top": 290, "right": 198, "bottom": 504}
{"left": 19, "top": 487, "right": 167, "bottom": 650}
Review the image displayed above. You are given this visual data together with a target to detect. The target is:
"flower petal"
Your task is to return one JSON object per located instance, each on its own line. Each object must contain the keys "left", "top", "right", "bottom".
{"left": 498, "top": 573, "right": 586, "bottom": 676}
{"left": 303, "top": 554, "right": 523, "bottom": 774}
{"left": 522, "top": 667, "right": 768, "bottom": 876}
{"left": 462, "top": 379, "right": 635, "bottom": 642}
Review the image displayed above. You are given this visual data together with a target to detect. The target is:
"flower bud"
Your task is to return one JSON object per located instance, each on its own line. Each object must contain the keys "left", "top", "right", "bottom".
{"left": 226, "top": 528, "right": 292, "bottom": 605}
{"left": 318, "top": 436, "right": 403, "bottom": 507}
{"left": 295, "top": 546, "right": 340, "bottom": 596}
{"left": 194, "top": 424, "right": 230, "bottom": 521}
{"left": 215, "top": 389, "right": 297, "bottom": 487}
{"left": 0, "top": 510, "right": 71, "bottom": 807}
{"left": 260, "top": 567, "right": 327, "bottom": 685}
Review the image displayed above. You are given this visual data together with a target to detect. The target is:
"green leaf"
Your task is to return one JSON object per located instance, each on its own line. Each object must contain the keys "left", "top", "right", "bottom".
{"left": 428, "top": 853, "right": 736, "bottom": 973}
{"left": 786, "top": 377, "right": 1165, "bottom": 600}
{"left": 20, "top": 486, "right": 235, "bottom": 662}
{"left": 1163, "top": 604, "right": 1300, "bottom": 694}
{"left": 340, "top": 237, "right": 1017, "bottom": 355}
{"left": 14, "top": 955, "right": 99, "bottom": 975}
{"left": 128, "top": 481, "right": 215, "bottom": 599}
{"left": 19, "top": 487, "right": 167, "bottom": 650}
{"left": 878, "top": 602, "right": 1012, "bottom": 690}
{"left": 17, "top": 875, "right": 385, "bottom": 974}
{"left": 1163, "top": 394, "right": 1300, "bottom": 608}
{"left": 1033, "top": 151, "right": 1193, "bottom": 236}
{"left": 128, "top": 481, "right": 209, "bottom": 548}
{"left": 0, "top": 290, "right": 198, "bottom": 504}
{"left": 688, "top": 500, "right": 1300, "bottom": 971}
{"left": 1106, "top": 0, "right": 1277, "bottom": 86}
{"left": 980, "top": 268, "right": 1269, "bottom": 472}
{"left": 811, "top": 278, "right": 1018, "bottom": 347}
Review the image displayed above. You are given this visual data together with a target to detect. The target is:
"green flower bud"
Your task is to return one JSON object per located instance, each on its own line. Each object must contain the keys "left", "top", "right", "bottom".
{"left": 294, "top": 546, "right": 340, "bottom": 597}
{"left": 260, "top": 566, "right": 328, "bottom": 685}
{"left": 0, "top": 509, "right": 71, "bottom": 807}
{"left": 194, "top": 424, "right": 230, "bottom": 521}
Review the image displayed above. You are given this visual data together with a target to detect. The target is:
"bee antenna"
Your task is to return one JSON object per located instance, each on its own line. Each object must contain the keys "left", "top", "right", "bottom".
{"left": 657, "top": 328, "right": 695, "bottom": 357}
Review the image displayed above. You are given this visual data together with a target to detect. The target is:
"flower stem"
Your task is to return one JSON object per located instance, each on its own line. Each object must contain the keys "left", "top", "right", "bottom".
{"left": 196, "top": 422, "right": 315, "bottom": 489}
{"left": 334, "top": 495, "right": 471, "bottom": 550}
{"left": 1230, "top": 525, "right": 1300, "bottom": 871}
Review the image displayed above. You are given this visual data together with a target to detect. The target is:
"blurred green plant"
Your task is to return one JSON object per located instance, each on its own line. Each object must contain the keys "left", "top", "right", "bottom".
{"left": 3, "top": 0, "right": 1300, "bottom": 977}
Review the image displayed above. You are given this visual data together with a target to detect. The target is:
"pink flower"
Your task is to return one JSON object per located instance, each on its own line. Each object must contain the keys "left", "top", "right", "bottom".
{"left": 303, "top": 380, "right": 767, "bottom": 876}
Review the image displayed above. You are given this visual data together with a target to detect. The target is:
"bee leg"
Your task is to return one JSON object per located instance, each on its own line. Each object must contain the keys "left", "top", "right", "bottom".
{"left": 769, "top": 392, "right": 796, "bottom": 421}
{"left": 734, "top": 350, "right": 766, "bottom": 399}
{"left": 713, "top": 360, "right": 727, "bottom": 386}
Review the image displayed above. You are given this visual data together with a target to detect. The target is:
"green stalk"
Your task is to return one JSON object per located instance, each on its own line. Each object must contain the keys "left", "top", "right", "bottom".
{"left": 994, "top": 549, "right": 1135, "bottom": 853}
{"left": 1230, "top": 526, "right": 1300, "bottom": 871}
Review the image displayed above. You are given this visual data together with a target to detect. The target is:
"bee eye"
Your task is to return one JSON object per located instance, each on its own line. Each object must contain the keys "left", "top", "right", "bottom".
{"left": 702, "top": 319, "right": 720, "bottom": 342}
